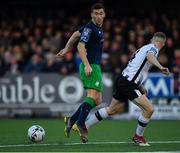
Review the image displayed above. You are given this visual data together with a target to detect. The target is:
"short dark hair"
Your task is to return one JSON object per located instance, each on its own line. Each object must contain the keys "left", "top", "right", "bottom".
{"left": 91, "top": 3, "right": 105, "bottom": 12}
{"left": 153, "top": 32, "right": 166, "bottom": 40}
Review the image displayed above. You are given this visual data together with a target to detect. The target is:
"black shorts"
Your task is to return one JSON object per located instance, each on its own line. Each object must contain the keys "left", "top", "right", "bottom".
{"left": 113, "top": 75, "right": 143, "bottom": 102}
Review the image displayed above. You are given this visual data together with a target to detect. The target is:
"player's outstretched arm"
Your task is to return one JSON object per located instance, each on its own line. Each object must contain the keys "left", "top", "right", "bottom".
{"left": 147, "top": 52, "right": 170, "bottom": 76}
{"left": 56, "top": 31, "right": 80, "bottom": 58}
{"left": 77, "top": 42, "right": 92, "bottom": 76}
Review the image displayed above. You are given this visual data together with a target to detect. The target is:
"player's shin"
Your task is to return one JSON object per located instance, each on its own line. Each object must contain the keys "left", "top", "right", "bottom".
{"left": 76, "top": 97, "right": 96, "bottom": 127}
{"left": 70, "top": 105, "right": 82, "bottom": 124}
{"left": 136, "top": 113, "right": 150, "bottom": 136}
{"left": 133, "top": 113, "right": 151, "bottom": 146}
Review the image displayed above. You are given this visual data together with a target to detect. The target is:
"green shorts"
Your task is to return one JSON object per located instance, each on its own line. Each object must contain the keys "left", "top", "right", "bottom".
{"left": 79, "top": 63, "right": 103, "bottom": 92}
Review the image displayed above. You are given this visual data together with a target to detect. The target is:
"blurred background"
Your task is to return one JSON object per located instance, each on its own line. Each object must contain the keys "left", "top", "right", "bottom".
{"left": 0, "top": 0, "right": 179, "bottom": 119}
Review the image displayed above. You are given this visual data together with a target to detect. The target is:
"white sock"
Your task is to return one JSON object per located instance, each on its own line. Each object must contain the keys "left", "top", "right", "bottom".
{"left": 98, "top": 107, "right": 109, "bottom": 119}
{"left": 85, "top": 107, "right": 108, "bottom": 129}
{"left": 136, "top": 114, "right": 150, "bottom": 136}
{"left": 85, "top": 113, "right": 99, "bottom": 129}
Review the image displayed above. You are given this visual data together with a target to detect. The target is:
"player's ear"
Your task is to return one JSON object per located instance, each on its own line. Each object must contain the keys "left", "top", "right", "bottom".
{"left": 103, "top": 12, "right": 106, "bottom": 18}
{"left": 91, "top": 11, "right": 94, "bottom": 18}
{"left": 91, "top": 12, "right": 93, "bottom": 18}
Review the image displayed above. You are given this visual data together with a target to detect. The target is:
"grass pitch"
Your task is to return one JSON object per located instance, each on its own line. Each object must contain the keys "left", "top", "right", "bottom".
{"left": 0, "top": 118, "right": 180, "bottom": 152}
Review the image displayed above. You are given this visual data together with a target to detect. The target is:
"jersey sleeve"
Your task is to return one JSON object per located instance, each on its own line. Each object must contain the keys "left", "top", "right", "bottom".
{"left": 78, "top": 26, "right": 84, "bottom": 33}
{"left": 147, "top": 47, "right": 158, "bottom": 55}
{"left": 79, "top": 27, "right": 92, "bottom": 44}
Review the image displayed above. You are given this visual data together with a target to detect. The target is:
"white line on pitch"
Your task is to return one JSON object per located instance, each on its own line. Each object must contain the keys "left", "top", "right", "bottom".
{"left": 0, "top": 140, "right": 180, "bottom": 148}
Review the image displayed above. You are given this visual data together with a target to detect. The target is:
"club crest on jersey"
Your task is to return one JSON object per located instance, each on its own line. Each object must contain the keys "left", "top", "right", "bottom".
{"left": 150, "top": 47, "right": 157, "bottom": 54}
{"left": 83, "top": 28, "right": 91, "bottom": 37}
{"left": 100, "top": 38, "right": 104, "bottom": 42}
{"left": 95, "top": 81, "right": 100, "bottom": 87}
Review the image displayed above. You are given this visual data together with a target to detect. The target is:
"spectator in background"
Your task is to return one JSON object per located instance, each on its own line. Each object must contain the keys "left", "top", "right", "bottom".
{"left": 172, "top": 30, "right": 180, "bottom": 47}
{"left": 50, "top": 31, "right": 63, "bottom": 49}
{"left": 136, "top": 35, "right": 145, "bottom": 48}
{"left": 127, "top": 43, "right": 136, "bottom": 56}
{"left": 165, "top": 38, "right": 175, "bottom": 64}
{"left": 6, "top": 55, "right": 22, "bottom": 74}
{"left": 172, "top": 48, "right": 180, "bottom": 94}
{"left": 104, "top": 19, "right": 112, "bottom": 31}
{"left": 103, "top": 39, "right": 110, "bottom": 53}
{"left": 109, "top": 40, "right": 121, "bottom": 67}
{"left": 113, "top": 54, "right": 128, "bottom": 75}
{"left": 0, "top": 30, "right": 12, "bottom": 47}
{"left": 101, "top": 53, "right": 111, "bottom": 72}
{"left": 60, "top": 51, "right": 76, "bottom": 74}
{"left": 0, "top": 56, "right": 8, "bottom": 76}
{"left": 158, "top": 53, "right": 169, "bottom": 68}
{"left": 43, "top": 53, "right": 57, "bottom": 73}
{"left": 128, "top": 30, "right": 136, "bottom": 44}
{"left": 24, "top": 54, "right": 44, "bottom": 73}
{"left": 12, "top": 45, "right": 24, "bottom": 63}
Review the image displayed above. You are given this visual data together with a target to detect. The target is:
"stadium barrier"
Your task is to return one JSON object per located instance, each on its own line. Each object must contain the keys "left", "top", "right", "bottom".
{"left": 0, "top": 73, "right": 112, "bottom": 117}
{"left": 0, "top": 73, "right": 179, "bottom": 119}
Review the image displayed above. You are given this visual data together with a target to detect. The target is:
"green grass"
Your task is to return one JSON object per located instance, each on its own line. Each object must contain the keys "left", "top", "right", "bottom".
{"left": 0, "top": 119, "right": 180, "bottom": 152}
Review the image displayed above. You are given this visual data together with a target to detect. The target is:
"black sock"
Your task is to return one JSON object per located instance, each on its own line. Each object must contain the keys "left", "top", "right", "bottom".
{"left": 77, "top": 103, "right": 92, "bottom": 127}
{"left": 70, "top": 105, "right": 82, "bottom": 124}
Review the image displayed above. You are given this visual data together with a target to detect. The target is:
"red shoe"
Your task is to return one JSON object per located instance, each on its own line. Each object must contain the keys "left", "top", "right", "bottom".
{"left": 132, "top": 134, "right": 150, "bottom": 146}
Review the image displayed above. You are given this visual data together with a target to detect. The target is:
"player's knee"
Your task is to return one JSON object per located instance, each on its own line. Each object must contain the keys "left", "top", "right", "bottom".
{"left": 95, "top": 95, "right": 102, "bottom": 105}
{"left": 147, "top": 106, "right": 154, "bottom": 116}
{"left": 107, "top": 106, "right": 117, "bottom": 115}
{"left": 115, "top": 104, "right": 124, "bottom": 113}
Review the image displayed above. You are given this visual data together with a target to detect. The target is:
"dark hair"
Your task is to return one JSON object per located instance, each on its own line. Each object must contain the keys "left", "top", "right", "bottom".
{"left": 153, "top": 32, "right": 166, "bottom": 40}
{"left": 91, "top": 3, "right": 105, "bottom": 12}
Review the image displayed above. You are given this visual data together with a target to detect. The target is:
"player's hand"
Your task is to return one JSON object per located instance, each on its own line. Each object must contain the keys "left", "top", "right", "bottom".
{"left": 160, "top": 67, "right": 170, "bottom": 76}
{"left": 56, "top": 48, "right": 67, "bottom": 58}
{"left": 139, "top": 85, "right": 147, "bottom": 96}
{"left": 84, "top": 65, "right": 92, "bottom": 76}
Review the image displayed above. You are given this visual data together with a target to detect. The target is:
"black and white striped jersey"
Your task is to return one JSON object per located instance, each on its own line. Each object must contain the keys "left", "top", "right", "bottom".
{"left": 122, "top": 43, "right": 159, "bottom": 85}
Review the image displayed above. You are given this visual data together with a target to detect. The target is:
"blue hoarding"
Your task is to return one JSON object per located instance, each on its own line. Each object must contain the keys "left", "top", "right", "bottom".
{"left": 144, "top": 73, "right": 174, "bottom": 98}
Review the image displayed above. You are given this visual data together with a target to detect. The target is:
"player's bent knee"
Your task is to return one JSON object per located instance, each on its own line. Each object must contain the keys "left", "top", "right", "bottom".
{"left": 115, "top": 103, "right": 124, "bottom": 113}
{"left": 95, "top": 96, "right": 102, "bottom": 105}
{"left": 107, "top": 106, "right": 117, "bottom": 115}
{"left": 146, "top": 105, "right": 154, "bottom": 116}
{"left": 148, "top": 106, "right": 154, "bottom": 115}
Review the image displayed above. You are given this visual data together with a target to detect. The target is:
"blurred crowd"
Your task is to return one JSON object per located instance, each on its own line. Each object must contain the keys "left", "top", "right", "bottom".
{"left": 0, "top": 9, "right": 179, "bottom": 92}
